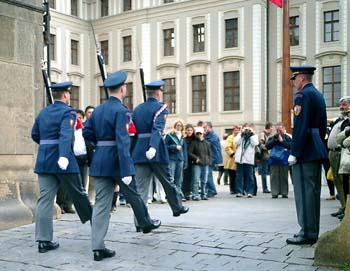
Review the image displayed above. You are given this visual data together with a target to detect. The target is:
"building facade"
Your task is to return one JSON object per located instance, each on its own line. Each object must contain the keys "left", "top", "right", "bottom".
{"left": 48, "top": 0, "right": 349, "bottom": 134}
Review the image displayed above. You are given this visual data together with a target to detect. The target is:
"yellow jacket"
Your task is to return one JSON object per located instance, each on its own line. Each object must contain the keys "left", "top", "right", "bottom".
{"left": 224, "top": 134, "right": 237, "bottom": 170}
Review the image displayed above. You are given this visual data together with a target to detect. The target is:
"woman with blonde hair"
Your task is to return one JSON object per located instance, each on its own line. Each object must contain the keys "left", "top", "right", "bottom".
{"left": 165, "top": 119, "right": 187, "bottom": 199}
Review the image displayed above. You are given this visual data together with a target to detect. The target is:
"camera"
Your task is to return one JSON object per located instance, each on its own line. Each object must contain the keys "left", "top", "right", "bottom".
{"left": 242, "top": 128, "right": 253, "bottom": 139}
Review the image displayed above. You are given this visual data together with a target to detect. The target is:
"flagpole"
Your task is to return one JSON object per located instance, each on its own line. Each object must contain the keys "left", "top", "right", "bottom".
{"left": 281, "top": 0, "right": 291, "bottom": 133}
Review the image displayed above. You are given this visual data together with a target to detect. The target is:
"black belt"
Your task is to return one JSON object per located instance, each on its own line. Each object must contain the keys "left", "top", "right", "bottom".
{"left": 330, "top": 147, "right": 341, "bottom": 152}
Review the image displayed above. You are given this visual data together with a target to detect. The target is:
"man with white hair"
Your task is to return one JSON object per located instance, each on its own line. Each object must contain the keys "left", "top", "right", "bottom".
{"left": 327, "top": 96, "right": 350, "bottom": 220}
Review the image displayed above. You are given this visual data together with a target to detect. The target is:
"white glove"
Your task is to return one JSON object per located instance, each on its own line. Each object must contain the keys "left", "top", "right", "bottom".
{"left": 121, "top": 176, "right": 132, "bottom": 186}
{"left": 288, "top": 155, "right": 297, "bottom": 166}
{"left": 145, "top": 147, "right": 156, "bottom": 160}
{"left": 58, "top": 157, "right": 69, "bottom": 170}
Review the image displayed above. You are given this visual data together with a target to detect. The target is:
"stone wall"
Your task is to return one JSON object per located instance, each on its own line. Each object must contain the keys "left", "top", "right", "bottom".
{"left": 0, "top": 0, "right": 44, "bottom": 230}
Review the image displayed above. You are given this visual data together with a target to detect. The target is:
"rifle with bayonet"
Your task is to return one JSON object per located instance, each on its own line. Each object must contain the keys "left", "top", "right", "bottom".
{"left": 42, "top": 0, "right": 53, "bottom": 105}
{"left": 41, "top": 60, "right": 54, "bottom": 104}
{"left": 139, "top": 64, "right": 146, "bottom": 102}
{"left": 90, "top": 22, "right": 109, "bottom": 99}
{"left": 136, "top": 40, "right": 147, "bottom": 102}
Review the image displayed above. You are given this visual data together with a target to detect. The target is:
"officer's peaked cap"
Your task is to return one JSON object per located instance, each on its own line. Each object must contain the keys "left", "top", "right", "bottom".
{"left": 51, "top": 81, "right": 73, "bottom": 91}
{"left": 104, "top": 70, "right": 127, "bottom": 89}
{"left": 145, "top": 80, "right": 165, "bottom": 91}
{"left": 290, "top": 65, "right": 316, "bottom": 80}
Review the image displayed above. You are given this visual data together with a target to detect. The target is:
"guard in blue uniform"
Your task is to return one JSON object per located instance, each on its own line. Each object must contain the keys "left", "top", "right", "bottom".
{"left": 132, "top": 80, "right": 189, "bottom": 218}
{"left": 83, "top": 70, "right": 161, "bottom": 261}
{"left": 31, "top": 81, "right": 92, "bottom": 253}
{"left": 286, "top": 66, "right": 328, "bottom": 245}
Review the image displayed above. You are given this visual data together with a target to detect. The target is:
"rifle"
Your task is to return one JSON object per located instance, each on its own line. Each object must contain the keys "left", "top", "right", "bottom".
{"left": 136, "top": 42, "right": 147, "bottom": 102}
{"left": 90, "top": 22, "right": 109, "bottom": 99}
{"left": 41, "top": 60, "right": 54, "bottom": 104}
{"left": 42, "top": 0, "right": 53, "bottom": 105}
{"left": 139, "top": 64, "right": 147, "bottom": 102}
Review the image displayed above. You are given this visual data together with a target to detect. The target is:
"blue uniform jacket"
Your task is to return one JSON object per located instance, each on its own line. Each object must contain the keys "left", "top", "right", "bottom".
{"left": 82, "top": 96, "right": 135, "bottom": 177}
{"left": 165, "top": 132, "right": 188, "bottom": 167}
{"left": 132, "top": 97, "right": 169, "bottom": 164}
{"left": 291, "top": 82, "right": 328, "bottom": 162}
{"left": 31, "top": 101, "right": 80, "bottom": 174}
{"left": 205, "top": 130, "right": 223, "bottom": 165}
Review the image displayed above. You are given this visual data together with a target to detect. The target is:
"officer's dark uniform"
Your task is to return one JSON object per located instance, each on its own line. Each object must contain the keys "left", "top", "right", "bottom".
{"left": 287, "top": 66, "right": 328, "bottom": 245}
{"left": 31, "top": 81, "right": 92, "bottom": 253}
{"left": 132, "top": 80, "right": 189, "bottom": 217}
{"left": 83, "top": 71, "right": 160, "bottom": 261}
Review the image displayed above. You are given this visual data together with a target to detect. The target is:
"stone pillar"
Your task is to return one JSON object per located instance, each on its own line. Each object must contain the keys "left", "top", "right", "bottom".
{"left": 314, "top": 195, "right": 350, "bottom": 268}
{"left": 0, "top": 0, "right": 44, "bottom": 230}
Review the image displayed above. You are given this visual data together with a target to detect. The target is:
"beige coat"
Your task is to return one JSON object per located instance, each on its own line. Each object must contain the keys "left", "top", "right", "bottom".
{"left": 224, "top": 134, "right": 237, "bottom": 170}
{"left": 336, "top": 127, "right": 350, "bottom": 174}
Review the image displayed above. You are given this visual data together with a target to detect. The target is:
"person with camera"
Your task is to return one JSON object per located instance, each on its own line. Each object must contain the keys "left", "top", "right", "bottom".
{"left": 234, "top": 123, "right": 259, "bottom": 198}
{"left": 257, "top": 122, "right": 274, "bottom": 193}
{"left": 265, "top": 122, "right": 292, "bottom": 199}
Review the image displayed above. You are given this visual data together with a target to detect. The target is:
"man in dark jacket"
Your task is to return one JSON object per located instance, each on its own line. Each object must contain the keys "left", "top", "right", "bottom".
{"left": 132, "top": 80, "right": 189, "bottom": 218}
{"left": 83, "top": 71, "right": 161, "bottom": 261}
{"left": 189, "top": 126, "right": 211, "bottom": 200}
{"left": 31, "top": 81, "right": 92, "bottom": 254}
{"left": 203, "top": 122, "right": 223, "bottom": 197}
{"left": 286, "top": 66, "right": 327, "bottom": 245}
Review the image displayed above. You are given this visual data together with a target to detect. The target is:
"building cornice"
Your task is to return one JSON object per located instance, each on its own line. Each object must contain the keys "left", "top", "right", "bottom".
{"left": 51, "top": 67, "right": 63, "bottom": 74}
{"left": 315, "top": 50, "right": 347, "bottom": 59}
{"left": 123, "top": 69, "right": 137, "bottom": 74}
{"left": 276, "top": 55, "right": 307, "bottom": 63}
{"left": 185, "top": 60, "right": 210, "bottom": 67}
{"left": 217, "top": 56, "right": 244, "bottom": 63}
{"left": 156, "top": 63, "right": 180, "bottom": 70}
{"left": 67, "top": 71, "right": 85, "bottom": 78}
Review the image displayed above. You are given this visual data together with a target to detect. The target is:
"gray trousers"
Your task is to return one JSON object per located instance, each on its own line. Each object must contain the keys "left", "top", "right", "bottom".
{"left": 135, "top": 163, "right": 183, "bottom": 214}
{"left": 270, "top": 165, "right": 289, "bottom": 197}
{"left": 35, "top": 173, "right": 92, "bottom": 242}
{"left": 329, "top": 151, "right": 346, "bottom": 211}
{"left": 291, "top": 161, "right": 322, "bottom": 239}
{"left": 91, "top": 176, "right": 153, "bottom": 250}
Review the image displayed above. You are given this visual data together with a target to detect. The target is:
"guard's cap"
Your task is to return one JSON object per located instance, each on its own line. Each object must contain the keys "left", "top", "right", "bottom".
{"left": 290, "top": 65, "right": 316, "bottom": 80}
{"left": 195, "top": 126, "right": 204, "bottom": 134}
{"left": 50, "top": 81, "right": 73, "bottom": 91}
{"left": 145, "top": 80, "right": 165, "bottom": 91}
{"left": 104, "top": 70, "right": 127, "bottom": 89}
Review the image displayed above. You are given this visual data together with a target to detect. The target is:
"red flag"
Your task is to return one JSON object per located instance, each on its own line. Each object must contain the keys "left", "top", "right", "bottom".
{"left": 269, "top": 0, "right": 282, "bottom": 8}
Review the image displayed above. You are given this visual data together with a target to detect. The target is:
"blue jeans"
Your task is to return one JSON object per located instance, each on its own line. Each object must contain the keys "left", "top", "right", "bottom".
{"left": 258, "top": 160, "right": 269, "bottom": 191}
{"left": 235, "top": 163, "right": 255, "bottom": 195}
{"left": 205, "top": 165, "right": 217, "bottom": 195}
{"left": 169, "top": 160, "right": 184, "bottom": 197}
{"left": 192, "top": 165, "right": 208, "bottom": 198}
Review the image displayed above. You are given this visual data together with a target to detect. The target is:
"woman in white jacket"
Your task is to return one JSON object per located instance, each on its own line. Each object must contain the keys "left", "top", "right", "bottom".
{"left": 234, "top": 123, "right": 259, "bottom": 198}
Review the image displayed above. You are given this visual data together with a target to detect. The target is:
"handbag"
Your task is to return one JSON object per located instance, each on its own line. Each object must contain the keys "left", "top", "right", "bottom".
{"left": 340, "top": 148, "right": 350, "bottom": 171}
{"left": 255, "top": 145, "right": 263, "bottom": 160}
{"left": 326, "top": 168, "right": 334, "bottom": 182}
{"left": 270, "top": 145, "right": 286, "bottom": 161}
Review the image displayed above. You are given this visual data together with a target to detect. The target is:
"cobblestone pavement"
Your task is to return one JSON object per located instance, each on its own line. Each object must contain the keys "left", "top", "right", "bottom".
{"left": 0, "top": 181, "right": 342, "bottom": 271}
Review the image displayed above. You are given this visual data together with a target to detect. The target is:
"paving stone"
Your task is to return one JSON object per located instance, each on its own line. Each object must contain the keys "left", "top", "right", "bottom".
{"left": 241, "top": 245, "right": 267, "bottom": 253}
{"left": 282, "top": 264, "right": 319, "bottom": 270}
{"left": 285, "top": 256, "right": 315, "bottom": 266}
{"left": 256, "top": 260, "right": 289, "bottom": 271}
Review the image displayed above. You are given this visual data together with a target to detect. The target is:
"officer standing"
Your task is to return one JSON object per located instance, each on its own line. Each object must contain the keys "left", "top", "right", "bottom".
{"left": 83, "top": 71, "right": 161, "bottom": 262}
{"left": 132, "top": 80, "right": 189, "bottom": 218}
{"left": 286, "top": 66, "right": 328, "bottom": 245}
{"left": 31, "top": 81, "right": 92, "bottom": 253}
